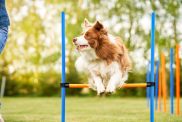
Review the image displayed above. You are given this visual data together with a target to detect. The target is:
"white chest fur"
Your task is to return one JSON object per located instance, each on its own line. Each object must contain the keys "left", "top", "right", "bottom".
{"left": 75, "top": 50, "right": 121, "bottom": 77}
{"left": 75, "top": 49, "right": 128, "bottom": 94}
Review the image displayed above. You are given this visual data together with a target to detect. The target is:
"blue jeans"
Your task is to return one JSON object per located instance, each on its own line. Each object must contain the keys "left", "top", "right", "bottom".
{"left": 0, "top": 27, "right": 8, "bottom": 54}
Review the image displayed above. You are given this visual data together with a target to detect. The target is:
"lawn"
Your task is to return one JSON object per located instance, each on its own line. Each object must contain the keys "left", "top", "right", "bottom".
{"left": 1, "top": 97, "right": 182, "bottom": 122}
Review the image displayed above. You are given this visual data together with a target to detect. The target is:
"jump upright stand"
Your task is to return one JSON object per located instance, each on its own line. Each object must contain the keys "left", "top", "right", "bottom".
{"left": 149, "top": 12, "right": 155, "bottom": 122}
{"left": 61, "top": 12, "right": 66, "bottom": 122}
{"left": 60, "top": 11, "right": 156, "bottom": 122}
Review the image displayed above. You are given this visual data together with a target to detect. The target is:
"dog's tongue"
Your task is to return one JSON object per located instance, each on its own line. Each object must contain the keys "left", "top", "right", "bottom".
{"left": 77, "top": 45, "right": 88, "bottom": 50}
{"left": 80, "top": 45, "right": 86, "bottom": 48}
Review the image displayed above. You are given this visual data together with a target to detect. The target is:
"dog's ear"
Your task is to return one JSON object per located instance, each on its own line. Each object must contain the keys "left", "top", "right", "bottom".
{"left": 94, "top": 21, "right": 103, "bottom": 31}
{"left": 82, "top": 18, "right": 91, "bottom": 28}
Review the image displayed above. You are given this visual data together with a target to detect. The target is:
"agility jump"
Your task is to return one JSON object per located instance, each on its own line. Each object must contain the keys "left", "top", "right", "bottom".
{"left": 60, "top": 11, "right": 156, "bottom": 122}
{"left": 62, "top": 83, "right": 150, "bottom": 88}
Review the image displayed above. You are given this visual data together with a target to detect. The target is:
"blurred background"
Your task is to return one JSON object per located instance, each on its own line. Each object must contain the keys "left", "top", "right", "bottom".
{"left": 0, "top": 0, "right": 182, "bottom": 97}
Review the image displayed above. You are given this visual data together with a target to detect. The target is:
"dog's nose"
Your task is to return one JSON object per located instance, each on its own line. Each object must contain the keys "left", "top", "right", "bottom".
{"left": 73, "top": 38, "right": 77, "bottom": 43}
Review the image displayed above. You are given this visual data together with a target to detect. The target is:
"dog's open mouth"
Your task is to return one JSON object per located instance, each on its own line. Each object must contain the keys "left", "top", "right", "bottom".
{"left": 76, "top": 45, "right": 88, "bottom": 50}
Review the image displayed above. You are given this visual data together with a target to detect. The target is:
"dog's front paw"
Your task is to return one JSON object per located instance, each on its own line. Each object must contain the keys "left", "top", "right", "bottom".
{"left": 106, "top": 85, "right": 116, "bottom": 94}
{"left": 97, "top": 85, "right": 105, "bottom": 95}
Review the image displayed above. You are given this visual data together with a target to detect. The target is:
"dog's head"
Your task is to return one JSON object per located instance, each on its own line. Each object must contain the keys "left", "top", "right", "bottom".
{"left": 73, "top": 19, "right": 107, "bottom": 52}
{"left": 73, "top": 19, "right": 132, "bottom": 71}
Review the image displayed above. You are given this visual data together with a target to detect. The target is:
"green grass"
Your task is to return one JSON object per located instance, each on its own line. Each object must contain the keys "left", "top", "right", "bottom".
{"left": 1, "top": 97, "right": 182, "bottom": 122}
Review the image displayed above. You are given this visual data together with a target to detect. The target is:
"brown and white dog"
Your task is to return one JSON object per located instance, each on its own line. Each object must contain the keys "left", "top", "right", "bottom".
{"left": 73, "top": 19, "right": 131, "bottom": 95}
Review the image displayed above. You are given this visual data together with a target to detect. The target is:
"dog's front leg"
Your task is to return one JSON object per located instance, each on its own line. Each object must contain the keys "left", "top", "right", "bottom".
{"left": 92, "top": 75, "right": 105, "bottom": 95}
{"left": 106, "top": 73, "right": 123, "bottom": 93}
{"left": 88, "top": 78, "right": 97, "bottom": 90}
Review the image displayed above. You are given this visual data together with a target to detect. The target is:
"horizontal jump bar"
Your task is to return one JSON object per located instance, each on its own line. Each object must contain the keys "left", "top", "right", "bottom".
{"left": 61, "top": 82, "right": 155, "bottom": 88}
{"left": 69, "top": 83, "right": 147, "bottom": 88}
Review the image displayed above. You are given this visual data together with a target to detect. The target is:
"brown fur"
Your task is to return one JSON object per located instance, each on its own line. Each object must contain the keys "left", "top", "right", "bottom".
{"left": 84, "top": 21, "right": 132, "bottom": 72}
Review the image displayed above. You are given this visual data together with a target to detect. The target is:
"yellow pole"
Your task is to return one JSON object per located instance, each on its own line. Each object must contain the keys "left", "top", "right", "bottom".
{"left": 68, "top": 83, "right": 147, "bottom": 88}
{"left": 161, "top": 53, "right": 167, "bottom": 112}
{"left": 176, "top": 44, "right": 180, "bottom": 115}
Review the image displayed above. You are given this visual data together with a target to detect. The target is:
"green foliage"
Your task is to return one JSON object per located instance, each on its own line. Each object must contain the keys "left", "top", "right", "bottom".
{"left": 37, "top": 72, "right": 60, "bottom": 96}
{"left": 42, "top": 52, "right": 60, "bottom": 64}
{"left": 3, "top": 71, "right": 60, "bottom": 96}
{"left": 4, "top": 74, "right": 38, "bottom": 96}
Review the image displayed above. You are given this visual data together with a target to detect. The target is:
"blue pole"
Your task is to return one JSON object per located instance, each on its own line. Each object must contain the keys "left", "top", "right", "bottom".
{"left": 155, "top": 60, "right": 160, "bottom": 110}
{"left": 170, "top": 48, "right": 174, "bottom": 114}
{"left": 61, "top": 12, "right": 66, "bottom": 122}
{"left": 150, "top": 12, "right": 155, "bottom": 122}
{"left": 146, "top": 63, "right": 150, "bottom": 107}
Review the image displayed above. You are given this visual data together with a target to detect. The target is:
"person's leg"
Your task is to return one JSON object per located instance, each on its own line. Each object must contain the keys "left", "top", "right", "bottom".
{"left": 0, "top": 114, "right": 4, "bottom": 122}
{"left": 0, "top": 27, "right": 8, "bottom": 122}
{"left": 0, "top": 27, "right": 8, "bottom": 54}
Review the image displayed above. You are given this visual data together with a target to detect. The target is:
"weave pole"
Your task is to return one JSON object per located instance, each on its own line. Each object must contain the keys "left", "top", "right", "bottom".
{"left": 161, "top": 53, "right": 167, "bottom": 112}
{"left": 61, "top": 12, "right": 66, "bottom": 122}
{"left": 170, "top": 48, "right": 174, "bottom": 114}
{"left": 155, "top": 61, "right": 160, "bottom": 110}
{"left": 150, "top": 12, "right": 155, "bottom": 122}
{"left": 146, "top": 63, "right": 151, "bottom": 107}
{"left": 158, "top": 68, "right": 162, "bottom": 112}
{"left": 176, "top": 44, "right": 180, "bottom": 115}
